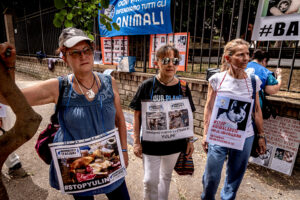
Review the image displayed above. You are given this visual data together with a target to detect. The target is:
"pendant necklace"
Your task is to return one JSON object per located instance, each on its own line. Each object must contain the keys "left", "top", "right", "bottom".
{"left": 157, "top": 75, "right": 174, "bottom": 85}
{"left": 74, "top": 73, "right": 96, "bottom": 99}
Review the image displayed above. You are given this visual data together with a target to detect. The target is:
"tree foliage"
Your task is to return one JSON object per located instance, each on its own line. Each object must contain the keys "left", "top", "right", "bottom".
{"left": 53, "top": 0, "right": 119, "bottom": 39}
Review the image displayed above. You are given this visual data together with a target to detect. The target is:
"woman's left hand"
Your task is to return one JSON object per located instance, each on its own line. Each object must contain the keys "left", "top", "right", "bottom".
{"left": 185, "top": 142, "right": 194, "bottom": 158}
{"left": 257, "top": 138, "right": 266, "bottom": 155}
{"left": 0, "top": 42, "right": 16, "bottom": 68}
{"left": 122, "top": 151, "right": 129, "bottom": 168}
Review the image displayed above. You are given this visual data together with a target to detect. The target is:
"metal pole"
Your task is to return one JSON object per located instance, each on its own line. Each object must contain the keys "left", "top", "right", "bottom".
{"left": 179, "top": 0, "right": 183, "bottom": 33}
{"left": 185, "top": 0, "right": 191, "bottom": 71}
{"left": 228, "top": 0, "right": 236, "bottom": 41}
{"left": 39, "top": 0, "right": 45, "bottom": 54}
{"left": 24, "top": 8, "right": 30, "bottom": 56}
{"left": 173, "top": 0, "right": 176, "bottom": 33}
{"left": 143, "top": 35, "right": 147, "bottom": 72}
{"left": 191, "top": 0, "right": 199, "bottom": 72}
{"left": 208, "top": 0, "right": 216, "bottom": 68}
{"left": 287, "top": 41, "right": 298, "bottom": 91}
{"left": 200, "top": 0, "right": 207, "bottom": 72}
{"left": 244, "top": 0, "right": 252, "bottom": 41}
{"left": 217, "top": 0, "right": 226, "bottom": 68}
{"left": 111, "top": 37, "right": 113, "bottom": 65}
{"left": 277, "top": 41, "right": 283, "bottom": 68}
{"left": 236, "top": 0, "right": 244, "bottom": 38}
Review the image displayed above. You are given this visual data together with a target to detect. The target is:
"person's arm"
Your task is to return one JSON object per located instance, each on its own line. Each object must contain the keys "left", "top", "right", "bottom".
{"left": 21, "top": 78, "right": 59, "bottom": 105}
{"left": 111, "top": 77, "right": 128, "bottom": 167}
{"left": 0, "top": 69, "right": 59, "bottom": 106}
{"left": 0, "top": 42, "right": 16, "bottom": 104}
{"left": 254, "top": 91, "right": 266, "bottom": 155}
{"left": 133, "top": 110, "right": 142, "bottom": 158}
{"left": 201, "top": 83, "right": 216, "bottom": 153}
{"left": 264, "top": 68, "right": 282, "bottom": 95}
{"left": 0, "top": 42, "right": 59, "bottom": 106}
{"left": 185, "top": 84, "right": 195, "bottom": 158}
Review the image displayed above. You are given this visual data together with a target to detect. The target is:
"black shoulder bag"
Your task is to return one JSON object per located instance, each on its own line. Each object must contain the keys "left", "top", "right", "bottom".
{"left": 250, "top": 75, "right": 266, "bottom": 158}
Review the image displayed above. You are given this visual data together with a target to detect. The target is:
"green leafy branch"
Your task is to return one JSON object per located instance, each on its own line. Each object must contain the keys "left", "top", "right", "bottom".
{"left": 53, "top": 0, "right": 119, "bottom": 39}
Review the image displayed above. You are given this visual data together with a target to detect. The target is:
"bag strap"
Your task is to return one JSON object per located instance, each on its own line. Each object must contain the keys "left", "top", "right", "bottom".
{"left": 250, "top": 74, "right": 256, "bottom": 113}
{"left": 179, "top": 80, "right": 187, "bottom": 97}
{"left": 50, "top": 76, "right": 68, "bottom": 124}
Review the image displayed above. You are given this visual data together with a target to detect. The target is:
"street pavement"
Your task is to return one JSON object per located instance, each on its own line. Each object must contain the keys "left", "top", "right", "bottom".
{"left": 1, "top": 72, "right": 299, "bottom": 200}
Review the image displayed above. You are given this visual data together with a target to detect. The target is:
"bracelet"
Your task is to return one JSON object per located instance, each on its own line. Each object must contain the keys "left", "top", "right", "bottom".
{"left": 7, "top": 66, "right": 16, "bottom": 70}
{"left": 188, "top": 137, "right": 198, "bottom": 143}
{"left": 122, "top": 149, "right": 128, "bottom": 152}
{"left": 258, "top": 134, "right": 265, "bottom": 139}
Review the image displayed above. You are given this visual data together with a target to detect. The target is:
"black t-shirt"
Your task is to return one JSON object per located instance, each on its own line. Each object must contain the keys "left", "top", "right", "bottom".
{"left": 129, "top": 77, "right": 196, "bottom": 155}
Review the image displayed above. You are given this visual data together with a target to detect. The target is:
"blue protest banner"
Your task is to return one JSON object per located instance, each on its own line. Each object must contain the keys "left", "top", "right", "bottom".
{"left": 99, "top": 0, "right": 172, "bottom": 37}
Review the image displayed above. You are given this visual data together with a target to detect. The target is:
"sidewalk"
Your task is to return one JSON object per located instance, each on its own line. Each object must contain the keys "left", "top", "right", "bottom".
{"left": 1, "top": 72, "right": 299, "bottom": 200}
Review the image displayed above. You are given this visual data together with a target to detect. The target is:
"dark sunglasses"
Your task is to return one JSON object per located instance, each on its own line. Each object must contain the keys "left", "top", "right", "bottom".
{"left": 67, "top": 47, "right": 93, "bottom": 58}
{"left": 161, "top": 57, "right": 180, "bottom": 66}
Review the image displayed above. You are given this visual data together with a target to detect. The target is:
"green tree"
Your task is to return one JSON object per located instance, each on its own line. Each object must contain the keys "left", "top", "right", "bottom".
{"left": 53, "top": 0, "right": 119, "bottom": 39}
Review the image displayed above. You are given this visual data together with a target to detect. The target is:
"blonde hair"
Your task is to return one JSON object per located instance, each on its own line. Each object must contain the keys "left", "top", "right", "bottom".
{"left": 221, "top": 39, "right": 249, "bottom": 71}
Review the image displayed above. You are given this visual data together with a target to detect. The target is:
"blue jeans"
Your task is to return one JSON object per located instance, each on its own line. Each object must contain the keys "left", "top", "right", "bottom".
{"left": 201, "top": 135, "right": 254, "bottom": 200}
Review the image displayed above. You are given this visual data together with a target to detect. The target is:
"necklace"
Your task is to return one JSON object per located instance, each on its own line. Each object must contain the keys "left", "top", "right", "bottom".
{"left": 157, "top": 75, "right": 174, "bottom": 85}
{"left": 74, "top": 73, "right": 96, "bottom": 99}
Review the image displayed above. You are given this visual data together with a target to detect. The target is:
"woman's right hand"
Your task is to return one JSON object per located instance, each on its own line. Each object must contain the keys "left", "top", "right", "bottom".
{"left": 201, "top": 135, "right": 209, "bottom": 154}
{"left": 275, "top": 68, "right": 282, "bottom": 78}
{"left": 133, "top": 143, "right": 143, "bottom": 158}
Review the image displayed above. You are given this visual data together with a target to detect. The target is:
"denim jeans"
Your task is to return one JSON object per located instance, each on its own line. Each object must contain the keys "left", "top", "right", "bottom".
{"left": 201, "top": 135, "right": 254, "bottom": 200}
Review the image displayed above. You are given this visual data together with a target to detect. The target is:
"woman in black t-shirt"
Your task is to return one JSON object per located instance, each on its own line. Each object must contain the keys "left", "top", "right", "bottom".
{"left": 129, "top": 45, "right": 195, "bottom": 200}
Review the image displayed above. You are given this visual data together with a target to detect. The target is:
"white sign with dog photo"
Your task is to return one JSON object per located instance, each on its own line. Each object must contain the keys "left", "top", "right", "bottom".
{"left": 249, "top": 116, "right": 300, "bottom": 175}
{"left": 206, "top": 94, "right": 253, "bottom": 150}
{"left": 49, "top": 129, "right": 126, "bottom": 194}
{"left": 141, "top": 98, "right": 194, "bottom": 141}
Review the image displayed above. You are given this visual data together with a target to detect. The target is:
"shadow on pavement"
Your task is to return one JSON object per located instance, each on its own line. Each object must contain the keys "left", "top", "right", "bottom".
{"left": 247, "top": 163, "right": 300, "bottom": 191}
{"left": 2, "top": 169, "right": 49, "bottom": 200}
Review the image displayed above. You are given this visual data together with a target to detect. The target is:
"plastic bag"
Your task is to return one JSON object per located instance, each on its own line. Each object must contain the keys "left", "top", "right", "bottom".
{"left": 117, "top": 56, "right": 136, "bottom": 72}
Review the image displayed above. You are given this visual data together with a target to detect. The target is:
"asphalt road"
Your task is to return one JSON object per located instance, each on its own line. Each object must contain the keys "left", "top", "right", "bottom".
{"left": 1, "top": 72, "right": 299, "bottom": 200}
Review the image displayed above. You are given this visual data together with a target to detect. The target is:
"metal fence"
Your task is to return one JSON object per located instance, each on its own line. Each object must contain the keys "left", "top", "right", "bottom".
{"left": 12, "top": 0, "right": 300, "bottom": 92}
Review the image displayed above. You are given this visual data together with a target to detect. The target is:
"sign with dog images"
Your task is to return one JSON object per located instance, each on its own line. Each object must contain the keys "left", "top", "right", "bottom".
{"left": 206, "top": 94, "right": 253, "bottom": 150}
{"left": 101, "top": 36, "right": 129, "bottom": 65}
{"left": 141, "top": 98, "right": 193, "bottom": 141}
{"left": 249, "top": 116, "right": 300, "bottom": 176}
{"left": 49, "top": 129, "right": 126, "bottom": 194}
{"left": 252, "top": 0, "right": 300, "bottom": 41}
{"left": 149, "top": 32, "right": 190, "bottom": 71}
{"left": 0, "top": 103, "right": 6, "bottom": 117}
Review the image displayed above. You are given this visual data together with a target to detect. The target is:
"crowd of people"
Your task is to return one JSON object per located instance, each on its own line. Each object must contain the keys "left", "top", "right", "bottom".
{"left": 0, "top": 27, "right": 282, "bottom": 200}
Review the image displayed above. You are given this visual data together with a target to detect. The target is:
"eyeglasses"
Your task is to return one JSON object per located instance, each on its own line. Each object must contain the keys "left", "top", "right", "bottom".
{"left": 161, "top": 57, "right": 180, "bottom": 66}
{"left": 67, "top": 47, "right": 93, "bottom": 58}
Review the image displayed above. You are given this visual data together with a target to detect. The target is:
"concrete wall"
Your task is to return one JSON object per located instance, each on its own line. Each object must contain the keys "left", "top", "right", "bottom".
{"left": 15, "top": 56, "right": 300, "bottom": 171}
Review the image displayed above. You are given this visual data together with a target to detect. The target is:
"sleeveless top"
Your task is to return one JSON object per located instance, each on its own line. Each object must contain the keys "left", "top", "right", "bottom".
{"left": 49, "top": 72, "right": 124, "bottom": 196}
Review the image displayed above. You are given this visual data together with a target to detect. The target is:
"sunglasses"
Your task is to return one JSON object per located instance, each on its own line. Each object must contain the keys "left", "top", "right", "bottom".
{"left": 161, "top": 57, "right": 180, "bottom": 66}
{"left": 67, "top": 47, "right": 93, "bottom": 58}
